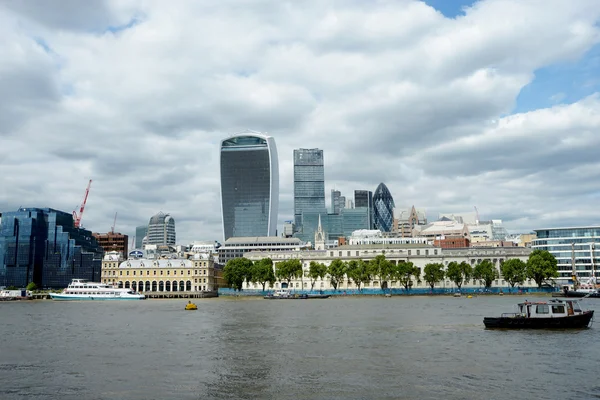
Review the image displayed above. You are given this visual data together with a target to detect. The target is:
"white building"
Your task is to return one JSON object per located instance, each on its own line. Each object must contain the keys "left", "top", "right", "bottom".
{"left": 349, "top": 229, "right": 429, "bottom": 246}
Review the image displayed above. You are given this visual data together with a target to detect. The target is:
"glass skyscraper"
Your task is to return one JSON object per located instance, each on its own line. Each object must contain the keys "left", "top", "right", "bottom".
{"left": 354, "top": 190, "right": 374, "bottom": 229}
{"left": 294, "top": 149, "right": 326, "bottom": 229}
{"left": 373, "top": 183, "right": 395, "bottom": 232}
{"left": 135, "top": 225, "right": 148, "bottom": 248}
{"left": 147, "top": 212, "right": 176, "bottom": 246}
{"left": 220, "top": 132, "right": 279, "bottom": 240}
{"left": 0, "top": 208, "right": 103, "bottom": 288}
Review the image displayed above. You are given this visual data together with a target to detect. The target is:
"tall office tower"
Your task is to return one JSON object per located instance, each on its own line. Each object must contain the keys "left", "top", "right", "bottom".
{"left": 331, "top": 189, "right": 343, "bottom": 214}
{"left": 135, "top": 225, "right": 148, "bottom": 248}
{"left": 354, "top": 190, "right": 374, "bottom": 228}
{"left": 220, "top": 132, "right": 279, "bottom": 240}
{"left": 373, "top": 183, "right": 395, "bottom": 232}
{"left": 0, "top": 208, "right": 103, "bottom": 288}
{"left": 294, "top": 149, "right": 326, "bottom": 229}
{"left": 147, "top": 212, "right": 176, "bottom": 246}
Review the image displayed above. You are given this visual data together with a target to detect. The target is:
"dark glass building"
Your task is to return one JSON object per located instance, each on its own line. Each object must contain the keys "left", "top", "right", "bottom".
{"left": 294, "top": 149, "right": 326, "bottom": 230}
{"left": 373, "top": 183, "right": 395, "bottom": 232}
{"left": 220, "top": 132, "right": 279, "bottom": 240}
{"left": 0, "top": 208, "right": 104, "bottom": 288}
{"left": 354, "top": 190, "right": 374, "bottom": 228}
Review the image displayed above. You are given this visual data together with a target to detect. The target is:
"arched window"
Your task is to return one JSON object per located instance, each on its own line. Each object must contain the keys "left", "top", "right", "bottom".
{"left": 145, "top": 281, "right": 150, "bottom": 292}
{"left": 179, "top": 281, "right": 185, "bottom": 291}
{"left": 151, "top": 281, "right": 157, "bottom": 292}
{"left": 173, "top": 281, "right": 178, "bottom": 291}
{"left": 118, "top": 281, "right": 123, "bottom": 288}
{"left": 165, "top": 281, "right": 171, "bottom": 291}
{"left": 186, "top": 281, "right": 192, "bottom": 291}
{"left": 125, "top": 281, "right": 130, "bottom": 289}
{"left": 159, "top": 281, "right": 164, "bottom": 292}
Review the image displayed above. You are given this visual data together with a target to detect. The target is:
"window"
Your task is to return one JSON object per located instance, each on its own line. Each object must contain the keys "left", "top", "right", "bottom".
{"left": 434, "top": 250, "right": 438, "bottom": 255}
{"left": 188, "top": 270, "right": 191, "bottom": 275}
{"left": 126, "top": 271, "right": 129, "bottom": 276}
{"left": 425, "top": 250, "right": 429, "bottom": 256}
{"left": 417, "top": 250, "right": 420, "bottom": 255}
{"left": 536, "top": 305, "right": 549, "bottom": 314}
{"left": 167, "top": 271, "right": 170, "bottom": 275}
{"left": 160, "top": 271, "right": 163, "bottom": 275}
{"left": 119, "top": 271, "right": 122, "bottom": 276}
{"left": 356, "top": 251, "right": 359, "bottom": 256}
{"left": 153, "top": 271, "right": 156, "bottom": 276}
{"left": 408, "top": 250, "right": 411, "bottom": 256}
{"left": 551, "top": 305, "right": 565, "bottom": 314}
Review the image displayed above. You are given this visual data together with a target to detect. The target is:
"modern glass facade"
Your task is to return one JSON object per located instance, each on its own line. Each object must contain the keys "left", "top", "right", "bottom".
{"left": 294, "top": 208, "right": 370, "bottom": 243}
{"left": 294, "top": 149, "right": 326, "bottom": 230}
{"left": 0, "top": 208, "right": 103, "bottom": 288}
{"left": 220, "top": 133, "right": 279, "bottom": 240}
{"left": 147, "top": 212, "right": 176, "bottom": 246}
{"left": 135, "top": 225, "right": 148, "bottom": 248}
{"left": 532, "top": 227, "right": 600, "bottom": 282}
{"left": 373, "top": 183, "right": 395, "bottom": 232}
{"left": 354, "top": 190, "right": 373, "bottom": 228}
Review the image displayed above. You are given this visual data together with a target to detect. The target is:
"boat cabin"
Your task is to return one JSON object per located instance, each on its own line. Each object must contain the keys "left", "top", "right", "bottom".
{"left": 514, "top": 299, "right": 583, "bottom": 319}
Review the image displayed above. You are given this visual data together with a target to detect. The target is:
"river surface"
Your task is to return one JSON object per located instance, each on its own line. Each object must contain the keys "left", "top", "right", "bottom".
{"left": 1, "top": 295, "right": 599, "bottom": 400}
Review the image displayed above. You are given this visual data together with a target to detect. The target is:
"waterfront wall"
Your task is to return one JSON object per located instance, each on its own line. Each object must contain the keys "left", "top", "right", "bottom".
{"left": 218, "top": 286, "right": 557, "bottom": 297}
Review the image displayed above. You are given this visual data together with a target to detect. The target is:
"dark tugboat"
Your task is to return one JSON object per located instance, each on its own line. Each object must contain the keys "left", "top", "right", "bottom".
{"left": 484, "top": 299, "right": 594, "bottom": 329}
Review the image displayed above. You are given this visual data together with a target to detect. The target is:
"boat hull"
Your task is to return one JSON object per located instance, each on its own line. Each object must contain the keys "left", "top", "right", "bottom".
{"left": 484, "top": 311, "right": 594, "bottom": 329}
{"left": 49, "top": 293, "right": 145, "bottom": 301}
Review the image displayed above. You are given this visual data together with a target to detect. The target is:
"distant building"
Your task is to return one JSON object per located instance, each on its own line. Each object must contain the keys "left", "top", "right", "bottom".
{"left": 468, "top": 220, "right": 510, "bottom": 242}
{"left": 438, "top": 212, "right": 478, "bottom": 225}
{"left": 147, "top": 212, "right": 176, "bottom": 246}
{"left": 0, "top": 208, "right": 103, "bottom": 288}
{"left": 294, "top": 148, "right": 326, "bottom": 235}
{"left": 218, "top": 236, "right": 307, "bottom": 264}
{"left": 373, "top": 183, "right": 395, "bottom": 232}
{"left": 135, "top": 225, "right": 148, "bottom": 248}
{"left": 345, "top": 198, "right": 355, "bottom": 209}
{"left": 354, "top": 190, "right": 373, "bottom": 228}
{"left": 394, "top": 206, "right": 427, "bottom": 237}
{"left": 532, "top": 226, "right": 600, "bottom": 285}
{"left": 418, "top": 219, "right": 470, "bottom": 242}
{"left": 93, "top": 232, "right": 129, "bottom": 258}
{"left": 433, "top": 237, "right": 471, "bottom": 249}
{"left": 349, "top": 230, "right": 429, "bottom": 246}
{"left": 471, "top": 240, "right": 516, "bottom": 248}
{"left": 220, "top": 132, "right": 279, "bottom": 240}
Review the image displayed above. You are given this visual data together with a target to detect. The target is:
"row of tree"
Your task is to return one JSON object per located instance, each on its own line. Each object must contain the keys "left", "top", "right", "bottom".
{"left": 223, "top": 249, "right": 559, "bottom": 292}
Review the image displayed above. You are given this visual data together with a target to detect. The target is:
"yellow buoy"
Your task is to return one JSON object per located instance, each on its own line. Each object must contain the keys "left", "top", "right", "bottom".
{"left": 467, "top": 295, "right": 473, "bottom": 299}
{"left": 185, "top": 301, "right": 198, "bottom": 310}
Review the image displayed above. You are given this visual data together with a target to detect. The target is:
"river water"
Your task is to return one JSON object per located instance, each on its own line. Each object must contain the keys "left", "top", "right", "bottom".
{"left": 0, "top": 296, "right": 599, "bottom": 400}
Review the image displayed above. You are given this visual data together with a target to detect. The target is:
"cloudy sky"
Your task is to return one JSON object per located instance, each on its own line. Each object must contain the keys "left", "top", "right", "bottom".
{"left": 1, "top": 0, "right": 600, "bottom": 244}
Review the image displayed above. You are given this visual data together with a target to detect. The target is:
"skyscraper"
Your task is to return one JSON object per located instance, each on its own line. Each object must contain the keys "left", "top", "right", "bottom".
{"left": 373, "top": 183, "right": 395, "bottom": 232}
{"left": 147, "top": 212, "right": 176, "bottom": 246}
{"left": 331, "top": 189, "right": 342, "bottom": 214}
{"left": 354, "top": 190, "right": 374, "bottom": 228}
{"left": 220, "top": 132, "right": 279, "bottom": 240}
{"left": 135, "top": 225, "right": 148, "bottom": 248}
{"left": 294, "top": 149, "right": 326, "bottom": 229}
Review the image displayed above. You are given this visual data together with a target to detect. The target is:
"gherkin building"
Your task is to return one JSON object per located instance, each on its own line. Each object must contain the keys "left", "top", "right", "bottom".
{"left": 373, "top": 183, "right": 395, "bottom": 232}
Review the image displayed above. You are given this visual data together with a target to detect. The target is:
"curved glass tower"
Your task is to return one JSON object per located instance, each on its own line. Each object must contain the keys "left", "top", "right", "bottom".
{"left": 147, "top": 212, "right": 176, "bottom": 246}
{"left": 220, "top": 132, "right": 279, "bottom": 240}
{"left": 373, "top": 183, "right": 395, "bottom": 232}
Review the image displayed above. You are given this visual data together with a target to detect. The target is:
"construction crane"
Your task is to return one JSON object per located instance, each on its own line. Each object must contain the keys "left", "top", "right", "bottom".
{"left": 474, "top": 206, "right": 480, "bottom": 224}
{"left": 111, "top": 212, "right": 118, "bottom": 234}
{"left": 73, "top": 179, "right": 92, "bottom": 228}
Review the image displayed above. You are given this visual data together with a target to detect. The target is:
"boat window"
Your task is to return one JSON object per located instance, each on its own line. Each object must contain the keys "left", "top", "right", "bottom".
{"left": 536, "top": 304, "right": 549, "bottom": 314}
{"left": 573, "top": 303, "right": 582, "bottom": 312}
{"left": 551, "top": 305, "right": 565, "bottom": 314}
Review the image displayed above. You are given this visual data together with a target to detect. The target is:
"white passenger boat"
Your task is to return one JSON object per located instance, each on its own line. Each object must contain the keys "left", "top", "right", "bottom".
{"left": 49, "top": 279, "right": 145, "bottom": 300}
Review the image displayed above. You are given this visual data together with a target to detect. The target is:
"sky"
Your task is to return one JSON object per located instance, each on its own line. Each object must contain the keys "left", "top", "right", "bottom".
{"left": 1, "top": 0, "right": 600, "bottom": 245}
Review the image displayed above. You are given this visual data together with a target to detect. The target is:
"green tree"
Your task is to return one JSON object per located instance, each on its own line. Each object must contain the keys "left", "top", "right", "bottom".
{"left": 423, "top": 263, "right": 445, "bottom": 289}
{"left": 275, "top": 259, "right": 303, "bottom": 287}
{"left": 446, "top": 261, "right": 472, "bottom": 290}
{"left": 251, "top": 258, "right": 276, "bottom": 291}
{"left": 26, "top": 282, "right": 38, "bottom": 291}
{"left": 370, "top": 255, "right": 394, "bottom": 291}
{"left": 223, "top": 257, "right": 253, "bottom": 291}
{"left": 473, "top": 260, "right": 498, "bottom": 289}
{"left": 526, "top": 249, "right": 558, "bottom": 287}
{"left": 308, "top": 261, "right": 328, "bottom": 291}
{"left": 394, "top": 261, "right": 421, "bottom": 292}
{"left": 327, "top": 259, "right": 347, "bottom": 290}
{"left": 346, "top": 259, "right": 372, "bottom": 292}
{"left": 500, "top": 258, "right": 527, "bottom": 289}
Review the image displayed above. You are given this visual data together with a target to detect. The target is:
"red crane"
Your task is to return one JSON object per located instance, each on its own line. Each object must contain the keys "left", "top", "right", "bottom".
{"left": 73, "top": 179, "right": 92, "bottom": 228}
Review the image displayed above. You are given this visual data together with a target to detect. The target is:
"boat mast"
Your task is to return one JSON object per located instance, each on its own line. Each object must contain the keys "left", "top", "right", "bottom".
{"left": 591, "top": 243, "right": 596, "bottom": 287}
{"left": 571, "top": 243, "right": 578, "bottom": 289}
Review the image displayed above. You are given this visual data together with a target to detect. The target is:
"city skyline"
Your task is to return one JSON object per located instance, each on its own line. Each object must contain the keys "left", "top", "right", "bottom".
{"left": 1, "top": 1, "right": 600, "bottom": 244}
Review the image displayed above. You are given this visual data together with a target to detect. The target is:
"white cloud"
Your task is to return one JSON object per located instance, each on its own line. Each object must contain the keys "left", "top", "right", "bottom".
{"left": 1, "top": 0, "right": 600, "bottom": 243}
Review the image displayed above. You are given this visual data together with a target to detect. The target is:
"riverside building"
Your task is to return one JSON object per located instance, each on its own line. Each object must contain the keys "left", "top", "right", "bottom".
{"left": 242, "top": 244, "right": 533, "bottom": 291}
{"left": 220, "top": 132, "right": 279, "bottom": 240}
{"left": 101, "top": 252, "right": 224, "bottom": 293}
{"left": 532, "top": 226, "right": 600, "bottom": 285}
{"left": 0, "top": 208, "right": 103, "bottom": 288}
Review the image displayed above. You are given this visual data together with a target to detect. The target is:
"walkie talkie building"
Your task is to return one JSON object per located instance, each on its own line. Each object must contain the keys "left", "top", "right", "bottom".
{"left": 220, "top": 132, "right": 279, "bottom": 240}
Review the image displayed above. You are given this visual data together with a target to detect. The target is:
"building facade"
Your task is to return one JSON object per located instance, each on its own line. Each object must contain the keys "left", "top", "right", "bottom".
{"left": 0, "top": 208, "right": 103, "bottom": 288}
{"left": 220, "top": 132, "right": 279, "bottom": 240}
{"left": 93, "top": 232, "right": 129, "bottom": 257}
{"left": 532, "top": 227, "right": 600, "bottom": 284}
{"left": 372, "top": 183, "right": 395, "bottom": 232}
{"left": 293, "top": 148, "right": 326, "bottom": 232}
{"left": 354, "top": 190, "right": 373, "bottom": 228}
{"left": 394, "top": 206, "right": 427, "bottom": 237}
{"left": 147, "top": 212, "right": 176, "bottom": 246}
{"left": 242, "top": 244, "right": 533, "bottom": 291}
{"left": 101, "top": 253, "right": 224, "bottom": 292}
{"left": 218, "top": 236, "right": 307, "bottom": 264}
{"left": 135, "top": 225, "right": 148, "bottom": 248}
